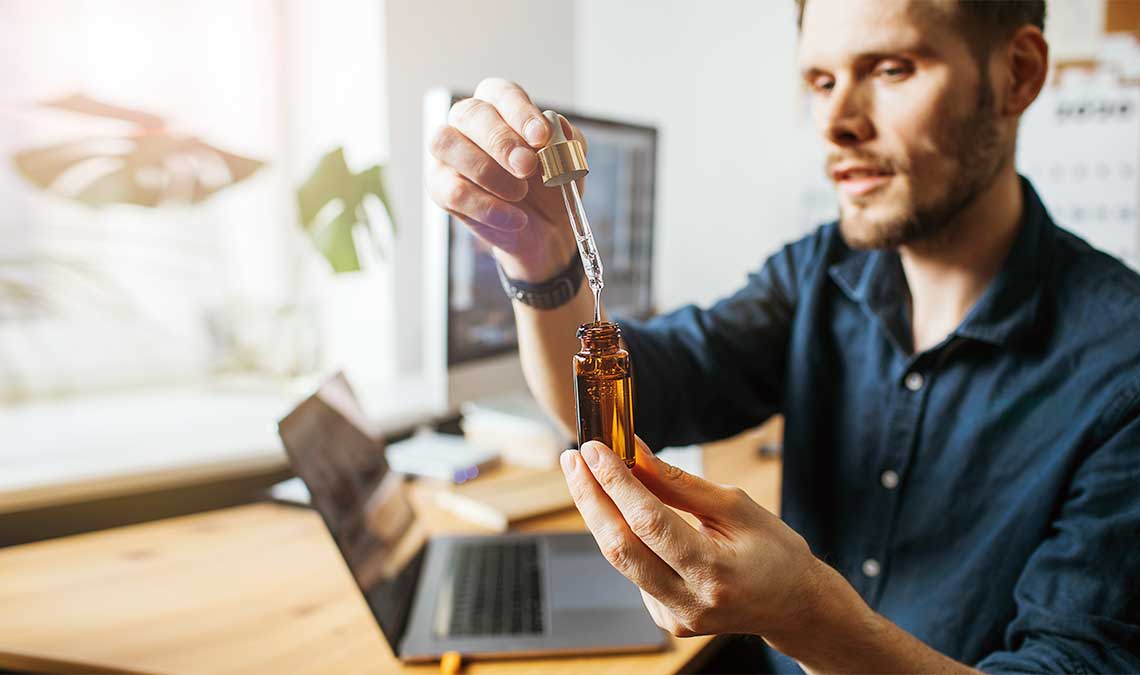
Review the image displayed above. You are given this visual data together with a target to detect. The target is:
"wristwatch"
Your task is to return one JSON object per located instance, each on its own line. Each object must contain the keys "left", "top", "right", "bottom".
{"left": 496, "top": 252, "right": 584, "bottom": 310}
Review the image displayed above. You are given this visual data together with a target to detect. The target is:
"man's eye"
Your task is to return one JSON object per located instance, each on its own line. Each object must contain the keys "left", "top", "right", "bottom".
{"left": 810, "top": 77, "right": 834, "bottom": 93}
{"left": 876, "top": 62, "right": 911, "bottom": 79}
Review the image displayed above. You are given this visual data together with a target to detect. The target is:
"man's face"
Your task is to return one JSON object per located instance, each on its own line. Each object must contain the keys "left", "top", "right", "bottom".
{"left": 798, "top": 0, "right": 1008, "bottom": 249}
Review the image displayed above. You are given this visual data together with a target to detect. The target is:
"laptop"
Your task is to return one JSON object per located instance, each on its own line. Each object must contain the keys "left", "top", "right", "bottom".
{"left": 277, "top": 373, "right": 666, "bottom": 663}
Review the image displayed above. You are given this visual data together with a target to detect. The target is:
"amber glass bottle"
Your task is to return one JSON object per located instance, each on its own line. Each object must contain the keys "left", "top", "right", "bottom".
{"left": 573, "top": 321, "right": 635, "bottom": 467}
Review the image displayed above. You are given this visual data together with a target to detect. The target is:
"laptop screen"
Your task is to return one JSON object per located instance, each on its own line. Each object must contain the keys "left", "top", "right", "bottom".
{"left": 277, "top": 372, "right": 427, "bottom": 649}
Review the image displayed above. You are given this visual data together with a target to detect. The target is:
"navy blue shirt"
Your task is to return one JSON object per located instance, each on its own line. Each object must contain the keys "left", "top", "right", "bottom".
{"left": 620, "top": 178, "right": 1140, "bottom": 673}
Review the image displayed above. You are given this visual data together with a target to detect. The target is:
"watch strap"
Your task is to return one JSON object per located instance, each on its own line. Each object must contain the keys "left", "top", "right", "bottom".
{"left": 497, "top": 253, "right": 585, "bottom": 310}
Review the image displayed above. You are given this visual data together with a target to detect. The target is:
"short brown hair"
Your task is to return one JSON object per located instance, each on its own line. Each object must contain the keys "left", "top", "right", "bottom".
{"left": 796, "top": 0, "right": 1046, "bottom": 59}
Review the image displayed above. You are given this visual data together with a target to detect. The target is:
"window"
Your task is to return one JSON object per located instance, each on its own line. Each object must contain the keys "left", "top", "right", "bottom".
{"left": 0, "top": 0, "right": 389, "bottom": 400}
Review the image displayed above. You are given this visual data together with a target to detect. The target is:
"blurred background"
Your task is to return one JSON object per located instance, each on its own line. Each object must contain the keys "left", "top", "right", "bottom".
{"left": 1, "top": 0, "right": 1137, "bottom": 544}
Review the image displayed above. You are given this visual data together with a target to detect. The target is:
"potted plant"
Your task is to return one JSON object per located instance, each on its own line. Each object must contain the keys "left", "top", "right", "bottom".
{"left": 295, "top": 146, "right": 398, "bottom": 387}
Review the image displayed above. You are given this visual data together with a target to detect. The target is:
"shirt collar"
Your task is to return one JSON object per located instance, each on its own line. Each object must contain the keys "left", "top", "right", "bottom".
{"left": 828, "top": 176, "right": 1054, "bottom": 352}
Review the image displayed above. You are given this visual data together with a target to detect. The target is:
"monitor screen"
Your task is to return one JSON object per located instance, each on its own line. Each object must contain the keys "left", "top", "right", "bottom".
{"left": 277, "top": 372, "right": 427, "bottom": 649}
{"left": 447, "top": 107, "right": 657, "bottom": 367}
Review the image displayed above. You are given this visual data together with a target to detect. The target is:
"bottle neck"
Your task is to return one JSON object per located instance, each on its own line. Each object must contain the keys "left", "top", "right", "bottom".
{"left": 577, "top": 321, "right": 621, "bottom": 354}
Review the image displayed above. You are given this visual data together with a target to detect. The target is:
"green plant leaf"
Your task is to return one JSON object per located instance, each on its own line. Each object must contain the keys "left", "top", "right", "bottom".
{"left": 296, "top": 147, "right": 395, "bottom": 274}
{"left": 11, "top": 94, "right": 265, "bottom": 208}
{"left": 41, "top": 93, "right": 166, "bottom": 129}
{"left": 312, "top": 209, "right": 361, "bottom": 274}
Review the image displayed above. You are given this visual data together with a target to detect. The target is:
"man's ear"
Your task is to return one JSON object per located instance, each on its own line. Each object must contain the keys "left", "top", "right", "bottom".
{"left": 1001, "top": 25, "right": 1049, "bottom": 117}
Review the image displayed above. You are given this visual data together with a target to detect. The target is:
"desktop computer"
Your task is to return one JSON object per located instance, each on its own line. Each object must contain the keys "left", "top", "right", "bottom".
{"left": 423, "top": 88, "right": 658, "bottom": 414}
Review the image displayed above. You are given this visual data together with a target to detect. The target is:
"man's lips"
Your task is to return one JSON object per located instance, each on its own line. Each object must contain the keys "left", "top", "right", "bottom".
{"left": 831, "top": 163, "right": 894, "bottom": 197}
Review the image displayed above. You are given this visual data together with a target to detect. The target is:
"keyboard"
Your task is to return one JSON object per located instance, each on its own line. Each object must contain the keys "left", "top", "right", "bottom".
{"left": 446, "top": 540, "right": 545, "bottom": 637}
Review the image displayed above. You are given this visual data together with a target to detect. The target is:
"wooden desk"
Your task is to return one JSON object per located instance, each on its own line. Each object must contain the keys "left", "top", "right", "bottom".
{"left": 0, "top": 422, "right": 782, "bottom": 675}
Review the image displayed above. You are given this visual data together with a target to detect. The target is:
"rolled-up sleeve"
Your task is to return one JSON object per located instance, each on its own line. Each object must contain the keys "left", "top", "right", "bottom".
{"left": 976, "top": 394, "right": 1140, "bottom": 674}
{"left": 618, "top": 233, "right": 817, "bottom": 451}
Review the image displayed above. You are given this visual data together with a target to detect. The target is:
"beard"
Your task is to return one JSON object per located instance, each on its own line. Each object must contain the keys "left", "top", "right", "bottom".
{"left": 834, "top": 80, "right": 1007, "bottom": 250}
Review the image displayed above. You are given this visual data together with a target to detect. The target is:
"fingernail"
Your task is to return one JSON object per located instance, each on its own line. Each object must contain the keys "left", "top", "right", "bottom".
{"left": 508, "top": 147, "right": 536, "bottom": 176}
{"left": 524, "top": 117, "right": 547, "bottom": 146}
{"left": 560, "top": 449, "right": 578, "bottom": 475}
{"left": 487, "top": 205, "right": 527, "bottom": 231}
{"left": 580, "top": 441, "right": 601, "bottom": 467}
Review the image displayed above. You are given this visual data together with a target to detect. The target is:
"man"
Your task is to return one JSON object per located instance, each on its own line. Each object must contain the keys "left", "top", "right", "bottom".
{"left": 427, "top": 0, "right": 1140, "bottom": 671}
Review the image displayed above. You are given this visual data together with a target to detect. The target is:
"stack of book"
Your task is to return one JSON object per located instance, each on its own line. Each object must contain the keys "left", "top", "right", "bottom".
{"left": 459, "top": 394, "right": 572, "bottom": 469}
{"left": 430, "top": 466, "right": 573, "bottom": 531}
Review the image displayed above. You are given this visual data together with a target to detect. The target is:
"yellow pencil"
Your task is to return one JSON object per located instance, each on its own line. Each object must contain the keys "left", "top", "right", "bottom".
{"left": 440, "top": 650, "right": 462, "bottom": 675}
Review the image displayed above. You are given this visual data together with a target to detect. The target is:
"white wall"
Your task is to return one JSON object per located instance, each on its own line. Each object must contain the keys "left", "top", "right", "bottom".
{"left": 575, "top": 1, "right": 1140, "bottom": 314}
{"left": 384, "top": 0, "right": 822, "bottom": 376}
{"left": 384, "top": 0, "right": 576, "bottom": 374}
{"left": 575, "top": 0, "right": 824, "bottom": 310}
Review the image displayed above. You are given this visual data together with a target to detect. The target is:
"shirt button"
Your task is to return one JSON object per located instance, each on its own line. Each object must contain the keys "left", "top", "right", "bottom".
{"left": 881, "top": 470, "right": 900, "bottom": 489}
{"left": 904, "top": 371, "right": 925, "bottom": 391}
{"left": 862, "top": 558, "right": 881, "bottom": 578}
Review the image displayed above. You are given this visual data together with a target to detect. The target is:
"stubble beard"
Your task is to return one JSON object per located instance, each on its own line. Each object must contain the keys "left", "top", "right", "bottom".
{"left": 838, "top": 79, "right": 1008, "bottom": 251}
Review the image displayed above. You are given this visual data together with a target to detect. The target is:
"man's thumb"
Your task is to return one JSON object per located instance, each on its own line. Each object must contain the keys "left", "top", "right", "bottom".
{"left": 632, "top": 435, "right": 739, "bottom": 517}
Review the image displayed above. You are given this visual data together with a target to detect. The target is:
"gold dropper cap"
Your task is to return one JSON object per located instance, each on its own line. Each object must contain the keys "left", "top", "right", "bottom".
{"left": 537, "top": 110, "right": 588, "bottom": 187}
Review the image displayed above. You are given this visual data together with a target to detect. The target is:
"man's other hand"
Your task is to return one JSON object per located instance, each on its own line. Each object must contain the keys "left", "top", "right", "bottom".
{"left": 559, "top": 436, "right": 850, "bottom": 642}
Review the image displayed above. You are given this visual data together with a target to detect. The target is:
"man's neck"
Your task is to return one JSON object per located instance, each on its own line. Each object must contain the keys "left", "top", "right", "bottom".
{"left": 898, "top": 165, "right": 1024, "bottom": 353}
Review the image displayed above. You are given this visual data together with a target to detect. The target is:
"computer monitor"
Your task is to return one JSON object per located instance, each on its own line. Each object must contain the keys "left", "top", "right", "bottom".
{"left": 424, "top": 88, "right": 657, "bottom": 412}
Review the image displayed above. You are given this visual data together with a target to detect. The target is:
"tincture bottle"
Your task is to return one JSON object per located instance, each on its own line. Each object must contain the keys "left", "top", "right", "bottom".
{"left": 573, "top": 321, "right": 635, "bottom": 468}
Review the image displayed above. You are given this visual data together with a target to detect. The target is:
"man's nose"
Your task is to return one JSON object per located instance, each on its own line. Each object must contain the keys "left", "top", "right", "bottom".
{"left": 822, "top": 79, "right": 874, "bottom": 147}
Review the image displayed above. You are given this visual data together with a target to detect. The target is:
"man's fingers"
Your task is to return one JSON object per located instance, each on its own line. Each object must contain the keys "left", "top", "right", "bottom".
{"left": 640, "top": 589, "right": 698, "bottom": 638}
{"left": 427, "top": 161, "right": 527, "bottom": 232}
{"left": 429, "top": 125, "right": 527, "bottom": 202}
{"left": 560, "top": 449, "right": 685, "bottom": 601}
{"left": 555, "top": 113, "right": 590, "bottom": 198}
{"left": 448, "top": 97, "right": 538, "bottom": 180}
{"left": 632, "top": 436, "right": 754, "bottom": 521}
{"left": 448, "top": 212, "right": 527, "bottom": 256}
{"left": 473, "top": 77, "right": 550, "bottom": 148}
{"left": 560, "top": 113, "right": 588, "bottom": 156}
{"left": 578, "top": 441, "right": 706, "bottom": 574}
{"left": 640, "top": 589, "right": 670, "bottom": 632}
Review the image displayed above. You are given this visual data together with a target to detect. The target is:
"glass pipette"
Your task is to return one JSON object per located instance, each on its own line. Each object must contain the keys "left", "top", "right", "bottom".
{"left": 537, "top": 110, "right": 604, "bottom": 323}
{"left": 560, "top": 180, "right": 603, "bottom": 323}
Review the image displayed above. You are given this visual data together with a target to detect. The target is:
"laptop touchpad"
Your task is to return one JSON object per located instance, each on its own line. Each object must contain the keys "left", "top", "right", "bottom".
{"left": 546, "top": 538, "right": 642, "bottom": 610}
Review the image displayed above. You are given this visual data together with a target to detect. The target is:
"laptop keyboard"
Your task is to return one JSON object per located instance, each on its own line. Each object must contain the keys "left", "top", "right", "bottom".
{"left": 446, "top": 540, "right": 544, "bottom": 637}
